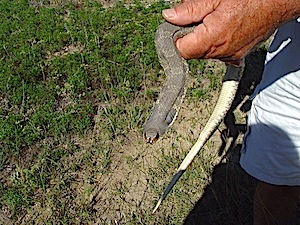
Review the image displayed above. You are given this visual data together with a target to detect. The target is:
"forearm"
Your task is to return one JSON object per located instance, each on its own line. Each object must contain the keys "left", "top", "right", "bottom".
{"left": 264, "top": 0, "right": 300, "bottom": 29}
{"left": 272, "top": 0, "right": 300, "bottom": 23}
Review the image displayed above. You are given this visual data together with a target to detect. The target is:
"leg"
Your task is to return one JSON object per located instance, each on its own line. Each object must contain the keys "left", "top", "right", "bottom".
{"left": 253, "top": 181, "right": 300, "bottom": 225}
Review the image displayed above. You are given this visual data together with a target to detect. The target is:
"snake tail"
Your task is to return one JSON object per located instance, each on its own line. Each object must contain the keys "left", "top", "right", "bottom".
{"left": 152, "top": 170, "right": 184, "bottom": 213}
{"left": 152, "top": 64, "right": 244, "bottom": 212}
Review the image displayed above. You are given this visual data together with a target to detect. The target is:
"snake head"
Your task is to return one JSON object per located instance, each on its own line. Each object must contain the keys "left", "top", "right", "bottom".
{"left": 144, "top": 128, "right": 159, "bottom": 144}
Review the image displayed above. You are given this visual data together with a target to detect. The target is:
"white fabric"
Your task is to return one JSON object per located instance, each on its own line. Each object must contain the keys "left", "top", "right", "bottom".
{"left": 240, "top": 18, "right": 300, "bottom": 186}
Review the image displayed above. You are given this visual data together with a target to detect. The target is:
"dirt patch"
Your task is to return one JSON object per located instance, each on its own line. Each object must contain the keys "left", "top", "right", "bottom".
{"left": 89, "top": 133, "right": 157, "bottom": 223}
{"left": 79, "top": 57, "right": 257, "bottom": 223}
{"left": 86, "top": 81, "right": 232, "bottom": 223}
{"left": 45, "top": 44, "right": 84, "bottom": 61}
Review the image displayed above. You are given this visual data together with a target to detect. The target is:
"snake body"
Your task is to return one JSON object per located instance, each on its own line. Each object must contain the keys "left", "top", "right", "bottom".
{"left": 143, "top": 22, "right": 194, "bottom": 143}
{"left": 143, "top": 22, "right": 244, "bottom": 212}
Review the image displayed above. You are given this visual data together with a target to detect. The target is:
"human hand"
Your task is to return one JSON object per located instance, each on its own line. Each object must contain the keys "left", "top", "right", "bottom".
{"left": 163, "top": 0, "right": 300, "bottom": 65}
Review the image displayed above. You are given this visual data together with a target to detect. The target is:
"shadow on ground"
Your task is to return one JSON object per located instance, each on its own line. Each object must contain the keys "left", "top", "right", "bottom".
{"left": 184, "top": 50, "right": 264, "bottom": 225}
{"left": 184, "top": 49, "right": 300, "bottom": 225}
{"left": 184, "top": 148, "right": 256, "bottom": 225}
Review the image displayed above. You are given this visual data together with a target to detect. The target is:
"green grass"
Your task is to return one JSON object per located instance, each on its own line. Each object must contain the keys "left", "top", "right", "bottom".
{"left": 0, "top": 0, "right": 255, "bottom": 224}
{"left": 0, "top": 0, "right": 170, "bottom": 223}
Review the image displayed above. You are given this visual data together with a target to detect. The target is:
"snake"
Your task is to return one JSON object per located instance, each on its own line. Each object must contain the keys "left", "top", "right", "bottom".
{"left": 143, "top": 22, "right": 194, "bottom": 143}
{"left": 142, "top": 21, "right": 244, "bottom": 212}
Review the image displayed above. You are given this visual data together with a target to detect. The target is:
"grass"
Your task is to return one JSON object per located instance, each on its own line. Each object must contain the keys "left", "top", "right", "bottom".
{"left": 0, "top": 0, "right": 258, "bottom": 224}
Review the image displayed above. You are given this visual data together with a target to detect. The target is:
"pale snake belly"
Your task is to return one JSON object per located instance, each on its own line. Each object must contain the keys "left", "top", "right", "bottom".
{"left": 143, "top": 21, "right": 244, "bottom": 212}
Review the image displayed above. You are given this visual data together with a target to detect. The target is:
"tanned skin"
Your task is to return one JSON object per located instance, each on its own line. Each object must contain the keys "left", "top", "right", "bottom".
{"left": 163, "top": 0, "right": 300, "bottom": 65}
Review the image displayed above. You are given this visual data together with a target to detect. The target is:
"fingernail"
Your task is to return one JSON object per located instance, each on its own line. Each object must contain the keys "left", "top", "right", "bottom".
{"left": 162, "top": 8, "right": 177, "bottom": 19}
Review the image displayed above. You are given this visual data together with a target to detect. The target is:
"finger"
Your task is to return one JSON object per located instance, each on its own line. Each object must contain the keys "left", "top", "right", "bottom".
{"left": 221, "top": 40, "right": 259, "bottom": 65}
{"left": 162, "top": 0, "right": 218, "bottom": 25}
{"left": 175, "top": 24, "right": 210, "bottom": 59}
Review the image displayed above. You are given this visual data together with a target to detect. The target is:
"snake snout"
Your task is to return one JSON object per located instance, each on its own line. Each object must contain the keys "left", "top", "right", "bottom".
{"left": 144, "top": 128, "right": 159, "bottom": 144}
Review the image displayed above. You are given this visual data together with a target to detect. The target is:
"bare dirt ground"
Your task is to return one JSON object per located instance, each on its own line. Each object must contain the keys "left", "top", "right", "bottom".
{"left": 87, "top": 50, "right": 271, "bottom": 224}
{"left": 87, "top": 49, "right": 299, "bottom": 224}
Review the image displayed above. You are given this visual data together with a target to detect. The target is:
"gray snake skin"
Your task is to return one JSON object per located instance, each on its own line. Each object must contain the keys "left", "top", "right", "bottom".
{"left": 143, "top": 21, "right": 244, "bottom": 212}
{"left": 143, "top": 22, "right": 194, "bottom": 143}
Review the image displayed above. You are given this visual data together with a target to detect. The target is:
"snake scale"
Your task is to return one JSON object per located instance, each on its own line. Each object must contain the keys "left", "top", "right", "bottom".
{"left": 143, "top": 21, "right": 244, "bottom": 212}
{"left": 143, "top": 22, "right": 194, "bottom": 143}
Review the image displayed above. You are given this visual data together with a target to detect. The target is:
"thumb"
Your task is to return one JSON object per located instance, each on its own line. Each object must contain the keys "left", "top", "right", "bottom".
{"left": 162, "top": 0, "right": 217, "bottom": 25}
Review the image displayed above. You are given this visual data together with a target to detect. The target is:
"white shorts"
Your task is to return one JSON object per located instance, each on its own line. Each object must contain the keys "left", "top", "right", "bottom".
{"left": 240, "top": 18, "right": 300, "bottom": 186}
